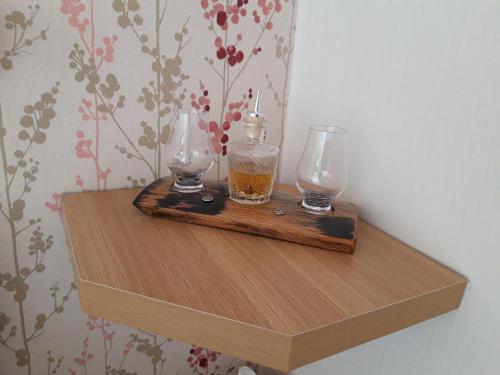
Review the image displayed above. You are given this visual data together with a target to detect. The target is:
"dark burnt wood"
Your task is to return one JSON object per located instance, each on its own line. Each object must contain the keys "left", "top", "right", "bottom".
{"left": 133, "top": 178, "right": 358, "bottom": 253}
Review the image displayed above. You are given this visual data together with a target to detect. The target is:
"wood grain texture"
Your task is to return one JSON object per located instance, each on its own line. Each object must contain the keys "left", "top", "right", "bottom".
{"left": 61, "top": 185, "right": 467, "bottom": 372}
{"left": 133, "top": 178, "right": 358, "bottom": 253}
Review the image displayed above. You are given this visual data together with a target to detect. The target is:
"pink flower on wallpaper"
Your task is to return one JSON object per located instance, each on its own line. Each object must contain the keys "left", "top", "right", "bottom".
{"left": 203, "top": 0, "right": 283, "bottom": 68}
{"left": 257, "top": 0, "right": 282, "bottom": 16}
{"left": 252, "top": 1, "right": 281, "bottom": 24}
{"left": 78, "top": 95, "right": 114, "bottom": 122}
{"left": 78, "top": 98, "right": 94, "bottom": 121}
{"left": 252, "top": 46, "right": 262, "bottom": 55}
{"left": 61, "top": 0, "right": 89, "bottom": 32}
{"left": 99, "top": 168, "right": 111, "bottom": 180}
{"left": 191, "top": 82, "right": 211, "bottom": 112}
{"left": 96, "top": 35, "right": 117, "bottom": 63}
{"left": 61, "top": 0, "right": 85, "bottom": 17}
{"left": 75, "top": 174, "right": 84, "bottom": 187}
{"left": 62, "top": 0, "right": 118, "bottom": 190}
{"left": 73, "top": 337, "right": 94, "bottom": 367}
{"left": 213, "top": 35, "right": 244, "bottom": 67}
{"left": 45, "top": 193, "right": 63, "bottom": 212}
{"left": 75, "top": 131, "right": 92, "bottom": 158}
{"left": 187, "top": 345, "right": 219, "bottom": 369}
{"left": 122, "top": 339, "right": 135, "bottom": 357}
{"left": 192, "top": 83, "right": 251, "bottom": 156}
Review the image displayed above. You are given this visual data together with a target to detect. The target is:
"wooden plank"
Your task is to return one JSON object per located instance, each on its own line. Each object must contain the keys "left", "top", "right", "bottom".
{"left": 61, "top": 185, "right": 467, "bottom": 371}
{"left": 133, "top": 178, "right": 358, "bottom": 253}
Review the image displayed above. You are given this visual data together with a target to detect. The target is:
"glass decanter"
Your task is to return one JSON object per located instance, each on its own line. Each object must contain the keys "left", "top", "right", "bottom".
{"left": 228, "top": 91, "right": 279, "bottom": 204}
{"left": 296, "top": 125, "right": 348, "bottom": 212}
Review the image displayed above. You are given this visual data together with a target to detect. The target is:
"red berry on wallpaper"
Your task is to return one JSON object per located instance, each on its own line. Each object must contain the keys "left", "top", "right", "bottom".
{"left": 209, "top": 121, "right": 218, "bottom": 132}
{"left": 214, "top": 128, "right": 224, "bottom": 139}
{"left": 216, "top": 47, "right": 226, "bottom": 59}
{"left": 222, "top": 121, "right": 231, "bottom": 130}
{"left": 236, "top": 51, "right": 244, "bottom": 63}
{"left": 221, "top": 134, "right": 229, "bottom": 144}
{"left": 216, "top": 11, "right": 227, "bottom": 26}
{"left": 199, "top": 358, "right": 208, "bottom": 368}
{"left": 233, "top": 111, "right": 241, "bottom": 121}
{"left": 222, "top": 145, "right": 227, "bottom": 156}
{"left": 227, "top": 45, "right": 236, "bottom": 56}
{"left": 228, "top": 55, "right": 237, "bottom": 66}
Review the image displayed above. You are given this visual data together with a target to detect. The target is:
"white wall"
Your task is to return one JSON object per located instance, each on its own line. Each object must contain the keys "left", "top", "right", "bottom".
{"left": 280, "top": 0, "right": 500, "bottom": 374}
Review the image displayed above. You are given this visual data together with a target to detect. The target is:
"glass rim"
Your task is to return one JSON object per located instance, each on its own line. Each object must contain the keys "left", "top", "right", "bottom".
{"left": 310, "top": 125, "right": 348, "bottom": 134}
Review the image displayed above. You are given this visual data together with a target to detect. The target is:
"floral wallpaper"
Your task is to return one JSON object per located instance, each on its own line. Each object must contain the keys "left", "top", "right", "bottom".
{"left": 0, "top": 1, "right": 296, "bottom": 374}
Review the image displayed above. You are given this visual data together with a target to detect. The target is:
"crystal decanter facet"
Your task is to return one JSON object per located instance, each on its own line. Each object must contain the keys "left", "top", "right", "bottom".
{"left": 227, "top": 91, "right": 279, "bottom": 204}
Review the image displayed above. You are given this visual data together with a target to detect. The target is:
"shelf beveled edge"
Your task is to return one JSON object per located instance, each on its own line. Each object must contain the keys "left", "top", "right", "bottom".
{"left": 288, "top": 280, "right": 466, "bottom": 370}
{"left": 71, "top": 275, "right": 465, "bottom": 372}
{"left": 78, "top": 279, "right": 293, "bottom": 371}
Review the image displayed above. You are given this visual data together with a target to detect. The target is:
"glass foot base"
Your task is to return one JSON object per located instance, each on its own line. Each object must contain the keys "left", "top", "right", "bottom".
{"left": 301, "top": 191, "right": 333, "bottom": 213}
{"left": 172, "top": 177, "right": 203, "bottom": 193}
{"left": 301, "top": 200, "right": 332, "bottom": 213}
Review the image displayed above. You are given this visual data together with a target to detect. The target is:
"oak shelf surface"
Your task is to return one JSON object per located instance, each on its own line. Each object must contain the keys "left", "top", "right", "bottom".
{"left": 62, "top": 185, "right": 466, "bottom": 372}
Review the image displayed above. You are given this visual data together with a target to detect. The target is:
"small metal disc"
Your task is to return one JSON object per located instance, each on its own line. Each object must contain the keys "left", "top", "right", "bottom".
{"left": 201, "top": 194, "right": 214, "bottom": 203}
{"left": 273, "top": 207, "right": 286, "bottom": 216}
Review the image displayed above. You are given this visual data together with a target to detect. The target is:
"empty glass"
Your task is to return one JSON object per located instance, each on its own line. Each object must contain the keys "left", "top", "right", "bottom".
{"left": 296, "top": 125, "right": 348, "bottom": 212}
{"left": 165, "top": 110, "right": 214, "bottom": 192}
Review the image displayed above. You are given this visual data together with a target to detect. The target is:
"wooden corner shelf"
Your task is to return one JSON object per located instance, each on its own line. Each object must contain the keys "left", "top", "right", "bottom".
{"left": 62, "top": 185, "right": 466, "bottom": 372}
